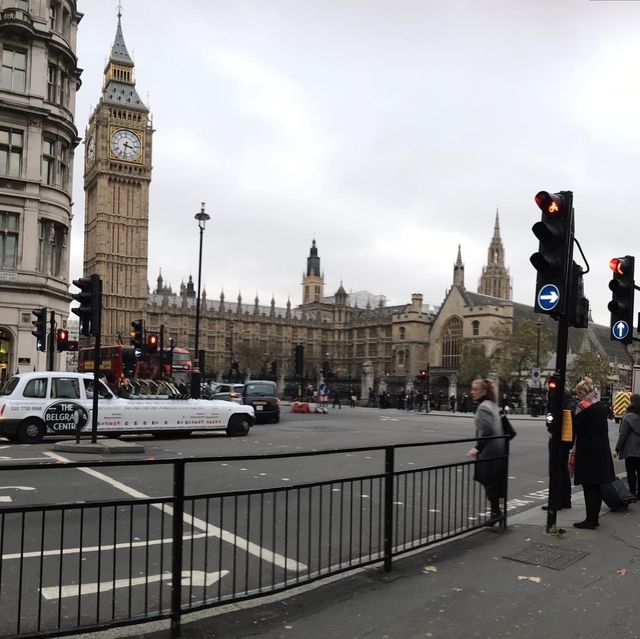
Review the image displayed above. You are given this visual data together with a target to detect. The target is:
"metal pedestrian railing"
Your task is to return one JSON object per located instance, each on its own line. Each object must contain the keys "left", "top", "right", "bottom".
{"left": 0, "top": 436, "right": 509, "bottom": 638}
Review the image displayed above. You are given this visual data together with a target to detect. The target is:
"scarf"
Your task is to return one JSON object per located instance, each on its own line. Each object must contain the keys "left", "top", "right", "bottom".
{"left": 575, "top": 388, "right": 599, "bottom": 414}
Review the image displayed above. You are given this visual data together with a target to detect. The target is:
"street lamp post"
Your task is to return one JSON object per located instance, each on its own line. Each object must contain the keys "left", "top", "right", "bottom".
{"left": 191, "top": 202, "right": 210, "bottom": 398}
{"left": 536, "top": 318, "right": 542, "bottom": 370}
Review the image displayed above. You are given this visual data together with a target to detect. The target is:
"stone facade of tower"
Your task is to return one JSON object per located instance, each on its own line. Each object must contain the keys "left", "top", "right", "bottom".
{"left": 83, "top": 12, "right": 153, "bottom": 344}
{"left": 302, "top": 239, "right": 324, "bottom": 304}
{"left": 477, "top": 211, "right": 512, "bottom": 301}
{"left": 0, "top": 0, "right": 82, "bottom": 378}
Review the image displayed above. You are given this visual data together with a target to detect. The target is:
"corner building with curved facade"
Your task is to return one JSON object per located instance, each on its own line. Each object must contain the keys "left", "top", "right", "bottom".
{"left": 0, "top": 0, "right": 82, "bottom": 380}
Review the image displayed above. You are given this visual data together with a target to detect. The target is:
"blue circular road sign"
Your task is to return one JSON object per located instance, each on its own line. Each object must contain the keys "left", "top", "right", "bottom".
{"left": 537, "top": 284, "right": 560, "bottom": 311}
{"left": 612, "top": 320, "right": 630, "bottom": 341}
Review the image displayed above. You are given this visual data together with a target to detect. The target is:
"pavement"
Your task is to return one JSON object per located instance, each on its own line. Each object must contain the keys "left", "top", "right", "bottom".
{"left": 83, "top": 410, "right": 634, "bottom": 639}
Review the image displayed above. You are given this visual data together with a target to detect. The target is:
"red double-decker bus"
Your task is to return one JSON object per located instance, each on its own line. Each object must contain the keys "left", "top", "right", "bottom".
{"left": 78, "top": 346, "right": 192, "bottom": 389}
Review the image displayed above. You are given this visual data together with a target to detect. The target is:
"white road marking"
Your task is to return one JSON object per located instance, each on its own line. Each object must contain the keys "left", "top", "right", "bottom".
{"left": 41, "top": 569, "right": 229, "bottom": 600}
{"left": 1, "top": 531, "right": 212, "bottom": 561}
{"left": 44, "top": 452, "right": 307, "bottom": 572}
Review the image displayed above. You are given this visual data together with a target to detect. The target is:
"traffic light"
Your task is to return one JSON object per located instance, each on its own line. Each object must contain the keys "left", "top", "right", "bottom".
{"left": 608, "top": 255, "right": 635, "bottom": 343}
{"left": 56, "top": 328, "right": 69, "bottom": 352}
{"left": 420, "top": 369, "right": 427, "bottom": 379}
{"left": 270, "top": 360, "right": 277, "bottom": 377}
{"left": 569, "top": 263, "right": 589, "bottom": 329}
{"left": 146, "top": 333, "right": 158, "bottom": 353}
{"left": 31, "top": 307, "right": 46, "bottom": 352}
{"left": 130, "top": 319, "right": 143, "bottom": 352}
{"left": 71, "top": 274, "right": 101, "bottom": 336}
{"left": 546, "top": 373, "right": 562, "bottom": 417}
{"left": 530, "top": 191, "right": 574, "bottom": 318}
{"left": 294, "top": 344, "right": 304, "bottom": 376}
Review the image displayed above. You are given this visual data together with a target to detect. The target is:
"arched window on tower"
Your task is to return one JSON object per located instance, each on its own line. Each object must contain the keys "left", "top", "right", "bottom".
{"left": 472, "top": 320, "right": 480, "bottom": 336}
{"left": 441, "top": 317, "right": 463, "bottom": 369}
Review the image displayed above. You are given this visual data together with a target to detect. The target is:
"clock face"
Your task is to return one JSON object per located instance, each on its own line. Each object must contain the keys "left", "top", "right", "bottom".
{"left": 86, "top": 135, "right": 95, "bottom": 166}
{"left": 110, "top": 129, "right": 142, "bottom": 161}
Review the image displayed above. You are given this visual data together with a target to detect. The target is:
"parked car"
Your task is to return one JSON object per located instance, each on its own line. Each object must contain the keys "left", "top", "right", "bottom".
{"left": 0, "top": 372, "right": 255, "bottom": 443}
{"left": 210, "top": 383, "right": 244, "bottom": 403}
{"left": 242, "top": 380, "right": 280, "bottom": 423}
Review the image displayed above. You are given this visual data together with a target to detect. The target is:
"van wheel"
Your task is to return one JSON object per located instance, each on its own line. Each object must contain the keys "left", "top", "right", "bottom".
{"left": 227, "top": 414, "right": 251, "bottom": 437}
{"left": 272, "top": 414, "right": 280, "bottom": 424}
{"left": 17, "top": 418, "right": 45, "bottom": 444}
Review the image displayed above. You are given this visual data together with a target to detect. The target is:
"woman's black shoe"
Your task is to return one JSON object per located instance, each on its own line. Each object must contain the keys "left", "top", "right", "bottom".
{"left": 573, "top": 520, "right": 598, "bottom": 529}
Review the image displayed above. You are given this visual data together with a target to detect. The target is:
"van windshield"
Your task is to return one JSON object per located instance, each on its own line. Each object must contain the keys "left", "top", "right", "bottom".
{"left": 245, "top": 383, "right": 275, "bottom": 396}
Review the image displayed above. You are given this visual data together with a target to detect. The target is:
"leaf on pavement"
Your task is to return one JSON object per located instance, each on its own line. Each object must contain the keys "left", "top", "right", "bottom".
{"left": 423, "top": 565, "right": 438, "bottom": 573}
{"left": 517, "top": 575, "right": 541, "bottom": 583}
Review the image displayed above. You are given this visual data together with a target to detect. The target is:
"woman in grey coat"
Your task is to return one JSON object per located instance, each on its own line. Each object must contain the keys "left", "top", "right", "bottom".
{"left": 467, "top": 378, "right": 506, "bottom": 524}
{"left": 615, "top": 394, "right": 640, "bottom": 498}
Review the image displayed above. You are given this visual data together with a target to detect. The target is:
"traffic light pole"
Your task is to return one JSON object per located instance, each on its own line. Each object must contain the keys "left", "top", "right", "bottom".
{"left": 547, "top": 317, "right": 569, "bottom": 534}
{"left": 47, "top": 311, "right": 55, "bottom": 372}
{"left": 90, "top": 277, "right": 102, "bottom": 445}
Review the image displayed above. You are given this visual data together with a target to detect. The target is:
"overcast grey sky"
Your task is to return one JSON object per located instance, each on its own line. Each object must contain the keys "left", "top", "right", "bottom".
{"left": 72, "top": 0, "right": 640, "bottom": 326}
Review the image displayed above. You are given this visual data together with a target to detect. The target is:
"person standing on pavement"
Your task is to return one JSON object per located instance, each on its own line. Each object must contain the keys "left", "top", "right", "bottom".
{"left": 572, "top": 377, "right": 616, "bottom": 529}
{"left": 615, "top": 393, "right": 640, "bottom": 498}
{"left": 467, "top": 378, "right": 506, "bottom": 525}
{"left": 332, "top": 388, "right": 341, "bottom": 409}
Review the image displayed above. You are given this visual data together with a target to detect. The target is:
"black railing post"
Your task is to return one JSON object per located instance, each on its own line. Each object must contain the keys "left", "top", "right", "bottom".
{"left": 383, "top": 446, "right": 395, "bottom": 573}
{"left": 170, "top": 460, "right": 185, "bottom": 638}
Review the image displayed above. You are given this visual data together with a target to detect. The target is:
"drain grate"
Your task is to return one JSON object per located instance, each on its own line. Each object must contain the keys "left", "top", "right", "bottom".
{"left": 503, "top": 543, "right": 589, "bottom": 570}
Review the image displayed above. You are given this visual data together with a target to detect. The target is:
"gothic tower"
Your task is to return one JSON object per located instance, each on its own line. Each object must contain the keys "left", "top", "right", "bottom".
{"left": 302, "top": 239, "right": 324, "bottom": 304}
{"left": 453, "top": 244, "right": 465, "bottom": 288}
{"left": 477, "top": 210, "right": 512, "bottom": 300}
{"left": 83, "top": 9, "right": 153, "bottom": 343}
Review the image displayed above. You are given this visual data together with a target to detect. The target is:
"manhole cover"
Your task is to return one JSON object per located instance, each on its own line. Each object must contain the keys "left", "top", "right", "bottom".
{"left": 503, "top": 543, "right": 589, "bottom": 570}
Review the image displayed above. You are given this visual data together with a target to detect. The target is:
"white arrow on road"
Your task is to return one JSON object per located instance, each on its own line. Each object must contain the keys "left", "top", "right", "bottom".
{"left": 0, "top": 485, "right": 36, "bottom": 503}
{"left": 41, "top": 569, "right": 229, "bottom": 600}
{"left": 539, "top": 290, "right": 559, "bottom": 304}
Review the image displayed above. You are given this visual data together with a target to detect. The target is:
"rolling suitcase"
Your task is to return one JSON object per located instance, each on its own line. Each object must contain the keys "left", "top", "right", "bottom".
{"left": 601, "top": 478, "right": 636, "bottom": 511}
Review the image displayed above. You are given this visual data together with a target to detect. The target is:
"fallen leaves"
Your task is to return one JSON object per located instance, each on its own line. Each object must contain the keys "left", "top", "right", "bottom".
{"left": 517, "top": 575, "right": 541, "bottom": 583}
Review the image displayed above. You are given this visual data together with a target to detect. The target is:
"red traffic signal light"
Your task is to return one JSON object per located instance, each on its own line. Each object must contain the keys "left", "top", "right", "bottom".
{"left": 530, "top": 190, "right": 574, "bottom": 319}
{"left": 608, "top": 255, "right": 635, "bottom": 343}
{"left": 420, "top": 370, "right": 427, "bottom": 379}
{"left": 130, "top": 319, "right": 143, "bottom": 349}
{"left": 31, "top": 307, "right": 47, "bottom": 352}
{"left": 56, "top": 328, "right": 69, "bottom": 352}
{"left": 609, "top": 257, "right": 627, "bottom": 276}
{"left": 147, "top": 333, "right": 158, "bottom": 353}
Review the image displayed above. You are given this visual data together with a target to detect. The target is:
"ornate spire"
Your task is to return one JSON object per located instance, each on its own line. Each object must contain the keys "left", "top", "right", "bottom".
{"left": 478, "top": 210, "right": 512, "bottom": 300}
{"left": 453, "top": 245, "right": 465, "bottom": 289}
{"left": 102, "top": 8, "right": 146, "bottom": 109}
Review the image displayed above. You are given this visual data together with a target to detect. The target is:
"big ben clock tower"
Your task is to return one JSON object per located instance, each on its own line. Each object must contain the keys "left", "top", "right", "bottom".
{"left": 83, "top": 9, "right": 153, "bottom": 344}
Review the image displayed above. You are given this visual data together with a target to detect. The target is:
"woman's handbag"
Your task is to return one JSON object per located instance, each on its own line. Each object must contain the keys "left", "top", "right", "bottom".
{"left": 501, "top": 412, "right": 517, "bottom": 440}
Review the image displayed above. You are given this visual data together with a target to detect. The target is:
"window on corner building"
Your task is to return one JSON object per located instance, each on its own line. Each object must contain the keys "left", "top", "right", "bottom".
{"left": 0, "top": 211, "right": 19, "bottom": 269}
{"left": 41, "top": 136, "right": 69, "bottom": 189}
{"left": 38, "top": 219, "right": 67, "bottom": 277}
{"left": 441, "top": 317, "right": 463, "bottom": 368}
{"left": 399, "top": 326, "right": 405, "bottom": 340}
{"left": 0, "top": 47, "right": 26, "bottom": 93}
{"left": 0, "top": 127, "right": 23, "bottom": 178}
{"left": 472, "top": 320, "right": 480, "bottom": 336}
{"left": 47, "top": 63, "right": 70, "bottom": 107}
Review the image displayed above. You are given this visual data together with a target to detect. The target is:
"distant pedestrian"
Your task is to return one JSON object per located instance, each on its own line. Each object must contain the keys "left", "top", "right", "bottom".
{"left": 573, "top": 377, "right": 616, "bottom": 529}
{"left": 449, "top": 394, "right": 456, "bottom": 413}
{"left": 615, "top": 393, "right": 640, "bottom": 498}
{"left": 332, "top": 388, "right": 341, "bottom": 409}
{"left": 416, "top": 392, "right": 424, "bottom": 412}
{"left": 349, "top": 388, "right": 357, "bottom": 408}
{"left": 467, "top": 378, "right": 505, "bottom": 525}
{"left": 117, "top": 378, "right": 132, "bottom": 398}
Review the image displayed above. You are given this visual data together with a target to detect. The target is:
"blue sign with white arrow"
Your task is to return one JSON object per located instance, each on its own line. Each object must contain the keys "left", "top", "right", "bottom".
{"left": 538, "top": 284, "right": 560, "bottom": 311}
{"left": 612, "top": 320, "right": 630, "bottom": 341}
